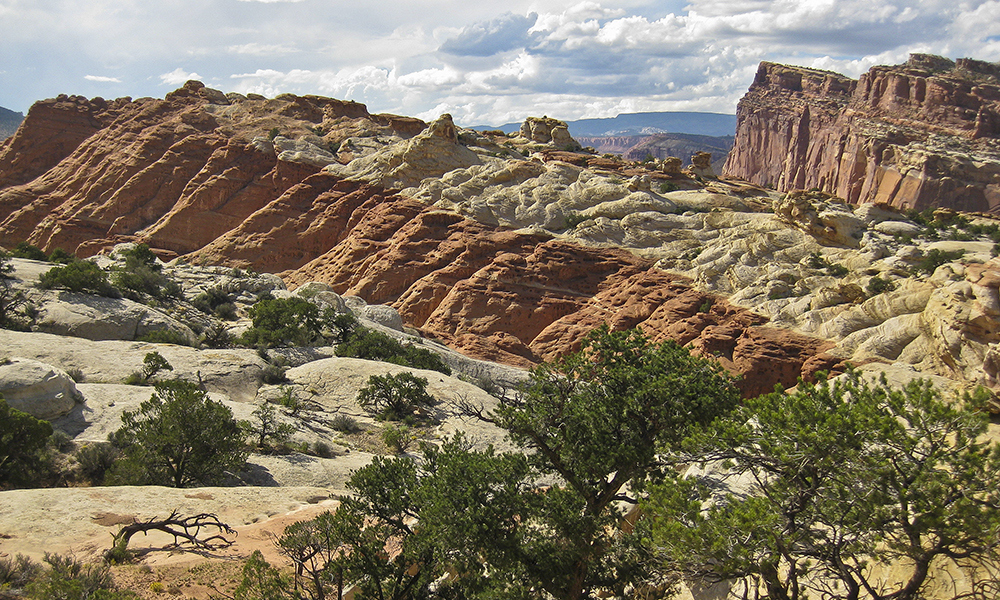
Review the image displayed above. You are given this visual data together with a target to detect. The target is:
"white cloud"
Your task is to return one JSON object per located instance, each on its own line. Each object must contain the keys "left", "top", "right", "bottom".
{"left": 3, "top": 1, "right": 999, "bottom": 122}
{"left": 227, "top": 42, "right": 297, "bottom": 55}
{"left": 84, "top": 75, "right": 122, "bottom": 83}
{"left": 159, "top": 68, "right": 203, "bottom": 86}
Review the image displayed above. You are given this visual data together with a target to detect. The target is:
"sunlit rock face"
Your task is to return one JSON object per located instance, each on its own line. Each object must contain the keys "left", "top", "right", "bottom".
{"left": 725, "top": 55, "right": 1000, "bottom": 212}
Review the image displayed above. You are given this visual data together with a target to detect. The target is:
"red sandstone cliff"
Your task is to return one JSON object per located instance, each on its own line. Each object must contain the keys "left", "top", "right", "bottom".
{"left": 724, "top": 54, "right": 1000, "bottom": 212}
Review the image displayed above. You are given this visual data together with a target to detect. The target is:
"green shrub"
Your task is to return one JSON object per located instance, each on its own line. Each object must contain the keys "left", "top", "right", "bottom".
{"left": 75, "top": 442, "right": 119, "bottom": 485}
{"left": 245, "top": 402, "right": 295, "bottom": 451}
{"left": 108, "top": 379, "right": 248, "bottom": 487}
{"left": 312, "top": 441, "right": 335, "bottom": 458}
{"left": 24, "top": 553, "right": 123, "bottom": 600}
{"left": 337, "top": 327, "right": 451, "bottom": 375}
{"left": 0, "top": 397, "right": 54, "bottom": 488}
{"left": 916, "top": 248, "right": 966, "bottom": 274}
{"left": 192, "top": 288, "right": 232, "bottom": 315}
{"left": 262, "top": 361, "right": 288, "bottom": 385}
{"left": 380, "top": 423, "right": 413, "bottom": 454}
{"left": 47, "top": 248, "right": 75, "bottom": 264}
{"left": 111, "top": 244, "right": 179, "bottom": 302}
{"left": 38, "top": 261, "right": 118, "bottom": 296}
{"left": 214, "top": 302, "right": 237, "bottom": 320}
{"left": 0, "top": 553, "right": 42, "bottom": 589}
{"left": 240, "top": 297, "right": 325, "bottom": 348}
{"left": 866, "top": 276, "right": 895, "bottom": 296}
{"left": 275, "top": 386, "right": 301, "bottom": 415}
{"left": 12, "top": 241, "right": 47, "bottom": 261}
{"left": 199, "top": 322, "right": 233, "bottom": 349}
{"left": 659, "top": 181, "right": 678, "bottom": 193}
{"left": 563, "top": 212, "right": 589, "bottom": 229}
{"left": 357, "top": 372, "right": 436, "bottom": 421}
{"left": 137, "top": 329, "right": 192, "bottom": 346}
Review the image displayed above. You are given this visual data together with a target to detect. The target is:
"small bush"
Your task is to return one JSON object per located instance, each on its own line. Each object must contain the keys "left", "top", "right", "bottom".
{"left": 25, "top": 553, "right": 116, "bottom": 600}
{"left": 214, "top": 302, "right": 237, "bottom": 320}
{"left": 239, "top": 296, "right": 326, "bottom": 348}
{"left": 192, "top": 288, "right": 232, "bottom": 315}
{"left": 276, "top": 386, "right": 301, "bottom": 415}
{"left": 12, "top": 241, "right": 47, "bottom": 261}
{"left": 915, "top": 248, "right": 966, "bottom": 274}
{"left": 75, "top": 442, "right": 119, "bottom": 485}
{"left": 312, "top": 441, "right": 335, "bottom": 458}
{"left": 47, "top": 248, "right": 75, "bottom": 264}
{"left": 337, "top": 327, "right": 451, "bottom": 375}
{"left": 0, "top": 553, "right": 42, "bottom": 589}
{"left": 137, "top": 329, "right": 192, "bottom": 346}
{"left": 866, "top": 276, "right": 896, "bottom": 296}
{"left": 199, "top": 322, "right": 233, "bottom": 349}
{"left": 246, "top": 402, "right": 295, "bottom": 450}
{"left": 563, "top": 212, "right": 589, "bottom": 229}
{"left": 262, "top": 361, "right": 288, "bottom": 385}
{"left": 65, "top": 368, "right": 85, "bottom": 383}
{"left": 380, "top": 423, "right": 413, "bottom": 454}
{"left": 330, "top": 414, "right": 360, "bottom": 433}
{"left": 357, "top": 372, "right": 435, "bottom": 421}
{"left": 111, "top": 243, "right": 179, "bottom": 302}
{"left": 659, "top": 181, "right": 678, "bottom": 193}
{"left": 39, "top": 261, "right": 118, "bottom": 296}
{"left": 125, "top": 351, "right": 173, "bottom": 386}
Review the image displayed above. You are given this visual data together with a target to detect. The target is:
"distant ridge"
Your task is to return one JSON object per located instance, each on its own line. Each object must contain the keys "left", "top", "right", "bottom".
{"left": 0, "top": 106, "right": 24, "bottom": 141}
{"left": 469, "top": 111, "right": 737, "bottom": 138}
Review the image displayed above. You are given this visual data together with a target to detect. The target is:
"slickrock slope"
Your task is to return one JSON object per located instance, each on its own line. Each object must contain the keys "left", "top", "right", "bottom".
{"left": 725, "top": 54, "right": 1000, "bottom": 212}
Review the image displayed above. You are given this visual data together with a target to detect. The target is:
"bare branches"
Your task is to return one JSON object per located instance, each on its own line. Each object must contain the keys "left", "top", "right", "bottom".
{"left": 109, "top": 511, "right": 236, "bottom": 559}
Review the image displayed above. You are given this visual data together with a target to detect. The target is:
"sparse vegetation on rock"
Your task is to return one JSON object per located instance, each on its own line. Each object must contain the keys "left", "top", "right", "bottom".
{"left": 38, "top": 260, "right": 118, "bottom": 296}
{"left": 107, "top": 380, "right": 248, "bottom": 487}
{"left": 356, "top": 372, "right": 435, "bottom": 422}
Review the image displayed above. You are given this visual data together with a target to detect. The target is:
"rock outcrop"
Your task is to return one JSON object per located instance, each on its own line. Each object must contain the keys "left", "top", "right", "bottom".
{"left": 724, "top": 55, "right": 1000, "bottom": 212}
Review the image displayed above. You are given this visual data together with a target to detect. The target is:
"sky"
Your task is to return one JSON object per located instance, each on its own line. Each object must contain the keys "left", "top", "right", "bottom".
{"left": 1, "top": 1, "right": 998, "bottom": 127}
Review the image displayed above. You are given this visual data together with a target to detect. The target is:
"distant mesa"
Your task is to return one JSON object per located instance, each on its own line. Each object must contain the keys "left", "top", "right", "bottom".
{"left": 0, "top": 106, "right": 25, "bottom": 141}
{"left": 473, "top": 111, "right": 737, "bottom": 171}
{"left": 724, "top": 54, "right": 1000, "bottom": 212}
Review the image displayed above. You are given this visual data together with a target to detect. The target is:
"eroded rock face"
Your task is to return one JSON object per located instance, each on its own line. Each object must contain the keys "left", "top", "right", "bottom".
{"left": 724, "top": 55, "right": 1000, "bottom": 211}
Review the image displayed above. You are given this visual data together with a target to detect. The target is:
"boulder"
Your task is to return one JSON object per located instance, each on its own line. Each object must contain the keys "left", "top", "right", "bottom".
{"left": 0, "top": 358, "right": 79, "bottom": 419}
{"left": 34, "top": 291, "right": 195, "bottom": 343}
{"left": 361, "top": 304, "right": 404, "bottom": 332}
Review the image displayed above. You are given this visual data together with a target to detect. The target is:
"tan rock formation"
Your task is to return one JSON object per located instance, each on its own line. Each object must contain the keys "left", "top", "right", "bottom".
{"left": 724, "top": 55, "right": 1000, "bottom": 211}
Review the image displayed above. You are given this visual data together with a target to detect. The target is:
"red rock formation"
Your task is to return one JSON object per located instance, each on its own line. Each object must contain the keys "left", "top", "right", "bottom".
{"left": 0, "top": 83, "right": 842, "bottom": 394}
{"left": 725, "top": 55, "right": 1000, "bottom": 212}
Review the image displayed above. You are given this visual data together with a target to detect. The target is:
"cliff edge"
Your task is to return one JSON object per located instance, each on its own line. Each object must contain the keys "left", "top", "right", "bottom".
{"left": 724, "top": 55, "right": 1000, "bottom": 212}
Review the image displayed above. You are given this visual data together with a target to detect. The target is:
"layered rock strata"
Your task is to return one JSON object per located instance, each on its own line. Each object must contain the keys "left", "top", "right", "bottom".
{"left": 725, "top": 55, "right": 1000, "bottom": 212}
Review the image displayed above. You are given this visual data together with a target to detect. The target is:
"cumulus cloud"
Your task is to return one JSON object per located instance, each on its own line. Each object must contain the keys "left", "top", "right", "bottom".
{"left": 84, "top": 75, "right": 121, "bottom": 83}
{"left": 160, "top": 68, "right": 203, "bottom": 86}
{"left": 3, "top": 0, "right": 999, "bottom": 123}
{"left": 440, "top": 12, "right": 538, "bottom": 56}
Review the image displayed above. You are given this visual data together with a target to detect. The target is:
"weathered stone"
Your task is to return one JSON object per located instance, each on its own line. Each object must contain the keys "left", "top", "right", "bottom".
{"left": 35, "top": 291, "right": 196, "bottom": 343}
{"left": 0, "top": 358, "right": 79, "bottom": 419}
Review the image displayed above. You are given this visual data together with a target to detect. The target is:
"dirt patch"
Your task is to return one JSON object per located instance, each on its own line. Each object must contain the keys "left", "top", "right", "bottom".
{"left": 183, "top": 492, "right": 214, "bottom": 501}
{"left": 92, "top": 512, "right": 137, "bottom": 526}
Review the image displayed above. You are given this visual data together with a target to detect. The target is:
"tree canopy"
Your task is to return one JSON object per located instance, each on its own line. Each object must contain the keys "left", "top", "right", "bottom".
{"left": 271, "top": 325, "right": 740, "bottom": 600}
{"left": 644, "top": 370, "right": 1000, "bottom": 600}
{"left": 108, "top": 380, "right": 247, "bottom": 487}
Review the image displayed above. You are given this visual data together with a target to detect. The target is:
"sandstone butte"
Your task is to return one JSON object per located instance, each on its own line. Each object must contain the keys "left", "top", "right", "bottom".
{"left": 0, "top": 80, "right": 848, "bottom": 397}
{"left": 724, "top": 54, "right": 1000, "bottom": 212}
